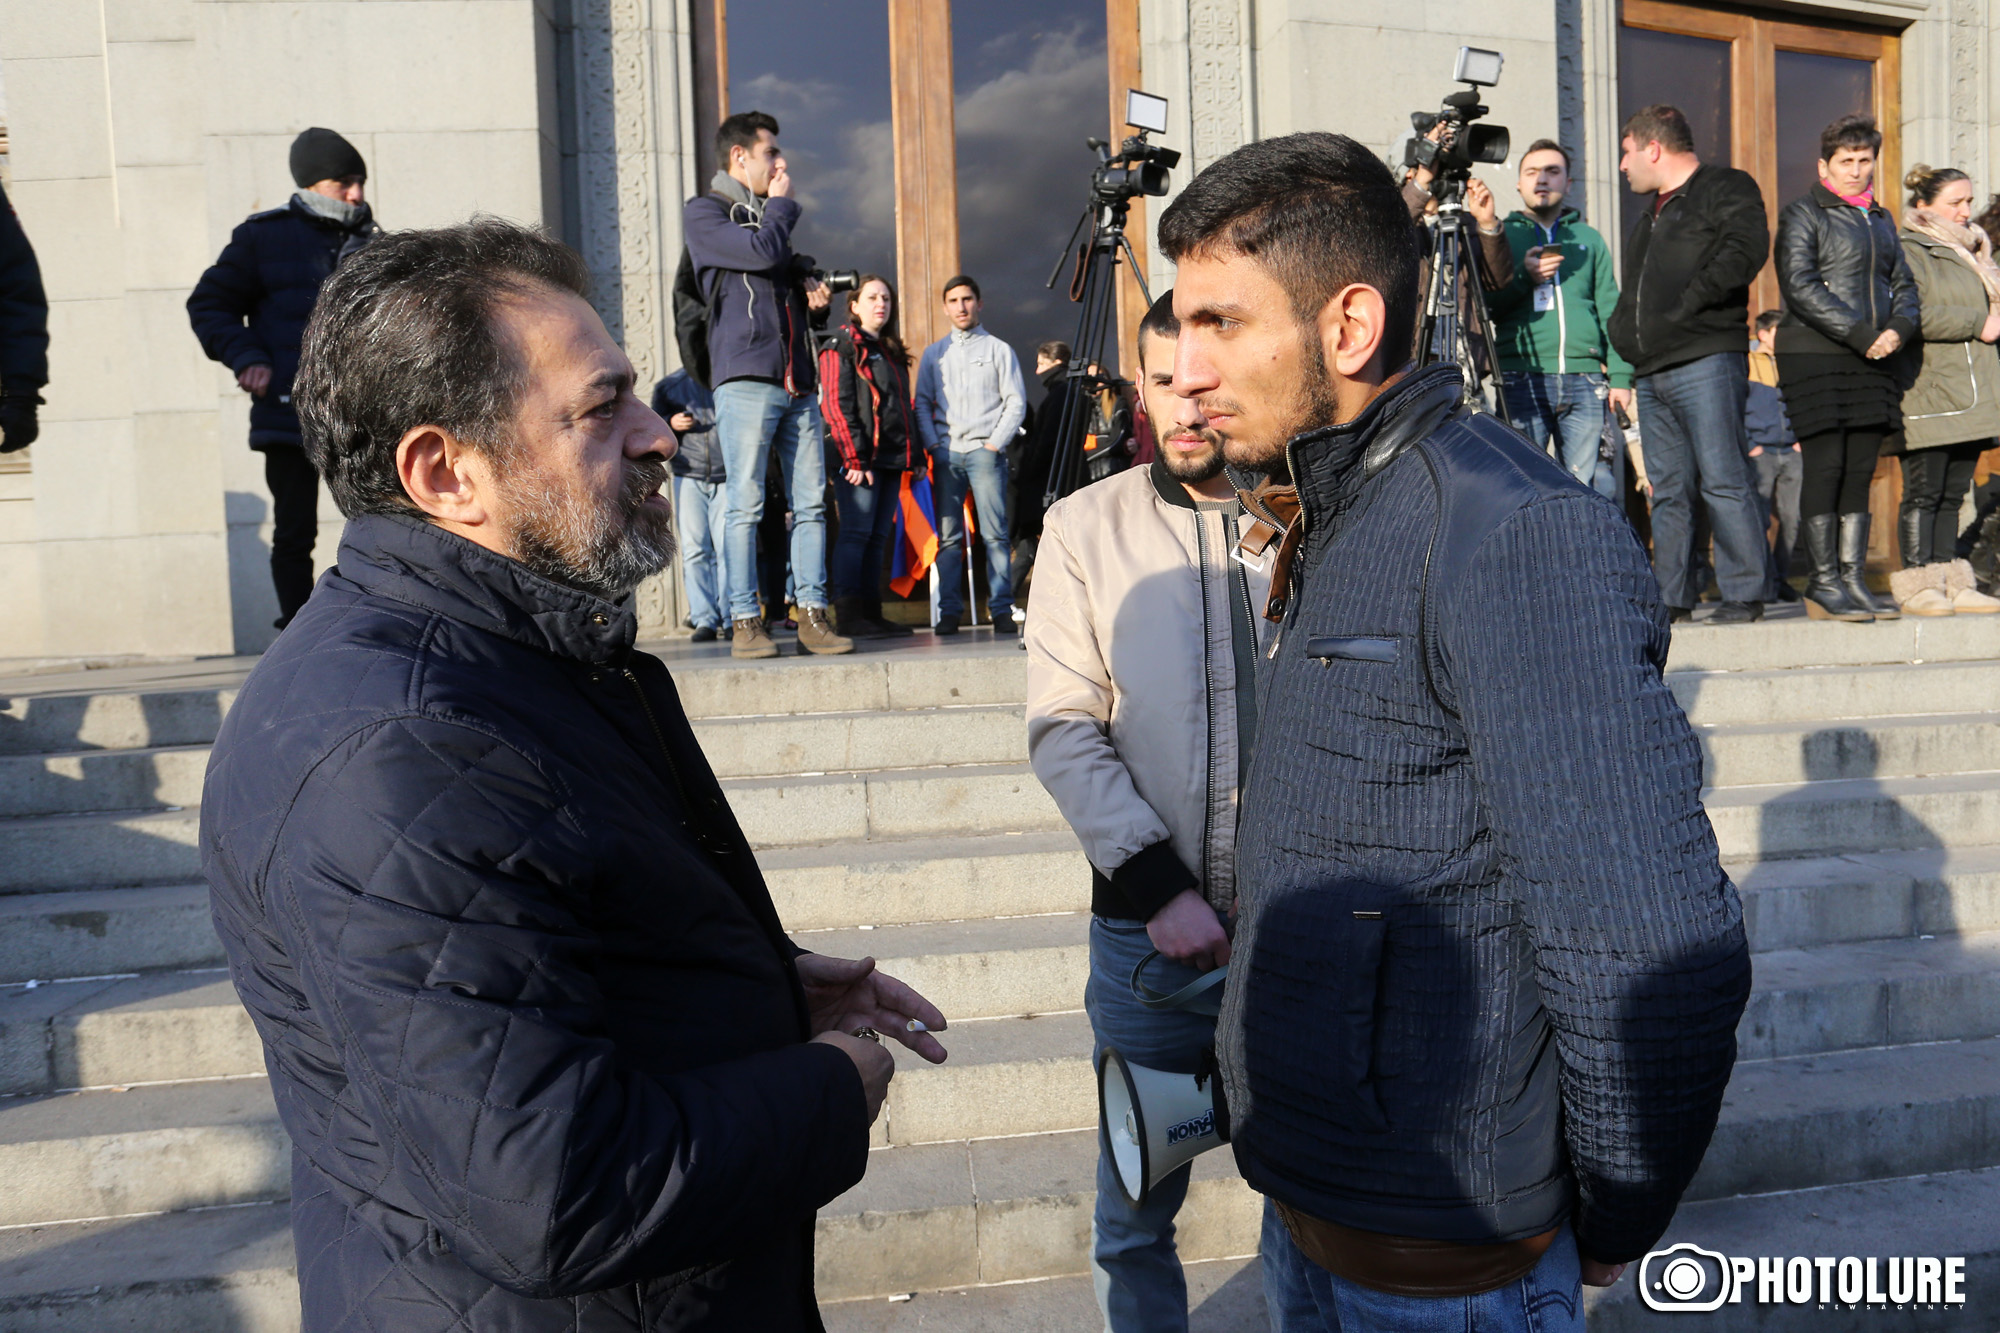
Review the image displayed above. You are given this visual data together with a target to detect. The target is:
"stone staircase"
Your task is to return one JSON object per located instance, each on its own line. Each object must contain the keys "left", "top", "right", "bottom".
{"left": 0, "top": 618, "right": 1997, "bottom": 1330}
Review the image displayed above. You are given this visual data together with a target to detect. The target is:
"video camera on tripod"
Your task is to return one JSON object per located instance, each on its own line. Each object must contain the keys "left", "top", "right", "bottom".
{"left": 1403, "top": 46, "right": 1510, "bottom": 206}
{"left": 1041, "top": 91, "right": 1180, "bottom": 508}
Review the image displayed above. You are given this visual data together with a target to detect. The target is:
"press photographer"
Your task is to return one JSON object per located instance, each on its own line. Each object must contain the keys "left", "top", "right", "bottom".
{"left": 684, "top": 109, "right": 849, "bottom": 659}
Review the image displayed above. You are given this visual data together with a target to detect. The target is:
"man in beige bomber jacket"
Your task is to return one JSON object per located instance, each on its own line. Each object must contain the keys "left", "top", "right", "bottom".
{"left": 1026, "top": 292, "right": 1272, "bottom": 1332}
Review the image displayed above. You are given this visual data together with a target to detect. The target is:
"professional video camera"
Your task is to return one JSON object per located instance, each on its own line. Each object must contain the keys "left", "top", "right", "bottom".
{"left": 1041, "top": 90, "right": 1178, "bottom": 506}
{"left": 1403, "top": 46, "right": 1510, "bottom": 206}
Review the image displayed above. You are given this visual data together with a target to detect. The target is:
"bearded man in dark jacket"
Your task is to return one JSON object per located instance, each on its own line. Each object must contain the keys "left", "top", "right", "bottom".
{"left": 1159, "top": 133, "right": 1749, "bottom": 1329}
{"left": 187, "top": 128, "right": 380, "bottom": 630}
{"left": 200, "top": 219, "right": 947, "bottom": 1332}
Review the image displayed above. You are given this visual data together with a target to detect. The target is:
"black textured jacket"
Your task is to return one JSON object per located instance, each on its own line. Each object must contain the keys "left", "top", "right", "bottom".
{"left": 201, "top": 513, "right": 869, "bottom": 1331}
{"left": 818, "top": 323, "right": 919, "bottom": 472}
{"left": 1775, "top": 183, "right": 1920, "bottom": 358}
{"left": 1608, "top": 163, "right": 1770, "bottom": 377}
{"left": 186, "top": 195, "right": 378, "bottom": 449}
{"left": 0, "top": 182, "right": 49, "bottom": 394}
{"left": 1221, "top": 364, "right": 1751, "bottom": 1265}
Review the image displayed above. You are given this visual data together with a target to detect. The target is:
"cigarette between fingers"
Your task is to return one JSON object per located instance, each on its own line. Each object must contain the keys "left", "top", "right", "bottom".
{"left": 906, "top": 1020, "right": 929, "bottom": 1034}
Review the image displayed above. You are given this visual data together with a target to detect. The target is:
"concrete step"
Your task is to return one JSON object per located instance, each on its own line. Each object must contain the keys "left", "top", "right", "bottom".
{"left": 1668, "top": 658, "right": 2000, "bottom": 727}
{"left": 1705, "top": 771, "right": 2000, "bottom": 862}
{"left": 722, "top": 763, "right": 1065, "bottom": 849}
{"left": 1701, "top": 712, "right": 2000, "bottom": 787}
{"left": 1691, "top": 1035, "right": 2000, "bottom": 1201}
{"left": 798, "top": 913, "right": 1088, "bottom": 1022}
{"left": 762, "top": 833, "right": 1087, "bottom": 932}
{"left": 0, "top": 884, "right": 223, "bottom": 983}
{"left": 1585, "top": 1165, "right": 2000, "bottom": 1330}
{"left": 1740, "top": 930, "right": 2000, "bottom": 1060}
{"left": 693, "top": 705, "right": 1025, "bottom": 780}
{"left": 0, "top": 808, "right": 200, "bottom": 894}
{"left": 0, "top": 688, "right": 235, "bottom": 757}
{"left": 0, "top": 971, "right": 259, "bottom": 1097}
{"left": 0, "top": 743, "right": 208, "bottom": 818}
{"left": 0, "top": 1200, "right": 299, "bottom": 1333}
{"left": 814, "top": 1128, "right": 1260, "bottom": 1302}
{"left": 0, "top": 1077, "right": 285, "bottom": 1227}
{"left": 1661, "top": 612, "right": 2000, "bottom": 673}
{"left": 878, "top": 1011, "right": 1093, "bottom": 1148}
{"left": 824, "top": 1254, "right": 1262, "bottom": 1332}
{"left": 669, "top": 646, "right": 1027, "bottom": 721}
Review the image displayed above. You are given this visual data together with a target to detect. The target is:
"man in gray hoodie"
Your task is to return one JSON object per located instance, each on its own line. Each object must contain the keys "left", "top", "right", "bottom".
{"left": 914, "top": 276, "right": 1026, "bottom": 633}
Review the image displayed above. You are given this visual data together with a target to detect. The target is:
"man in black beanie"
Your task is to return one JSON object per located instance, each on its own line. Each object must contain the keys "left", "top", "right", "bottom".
{"left": 189, "top": 127, "right": 379, "bottom": 631}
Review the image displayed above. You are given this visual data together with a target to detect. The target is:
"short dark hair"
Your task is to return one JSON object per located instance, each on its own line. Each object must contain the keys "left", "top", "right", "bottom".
{"left": 1821, "top": 114, "right": 1881, "bottom": 161}
{"left": 1755, "top": 309, "right": 1783, "bottom": 333}
{"left": 1157, "top": 132, "right": 1420, "bottom": 369}
{"left": 1621, "top": 105, "right": 1695, "bottom": 155}
{"left": 1137, "top": 289, "right": 1178, "bottom": 371}
{"left": 942, "top": 274, "right": 980, "bottom": 301}
{"left": 295, "top": 218, "right": 592, "bottom": 518}
{"left": 1037, "top": 340, "right": 1071, "bottom": 364}
{"left": 1522, "top": 139, "right": 1572, "bottom": 172}
{"left": 717, "top": 111, "right": 780, "bottom": 165}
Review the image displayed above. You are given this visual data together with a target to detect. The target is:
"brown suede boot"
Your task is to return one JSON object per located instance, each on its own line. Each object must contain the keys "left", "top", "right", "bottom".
{"left": 795, "top": 605, "right": 854, "bottom": 654}
{"left": 730, "top": 616, "right": 778, "bottom": 659}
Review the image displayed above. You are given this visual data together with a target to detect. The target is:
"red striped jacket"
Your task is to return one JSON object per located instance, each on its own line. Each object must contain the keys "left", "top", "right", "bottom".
{"left": 818, "top": 323, "right": 920, "bottom": 473}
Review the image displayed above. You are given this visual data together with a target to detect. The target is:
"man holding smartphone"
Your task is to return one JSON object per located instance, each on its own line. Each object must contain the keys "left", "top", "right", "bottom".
{"left": 1487, "top": 139, "right": 1632, "bottom": 499}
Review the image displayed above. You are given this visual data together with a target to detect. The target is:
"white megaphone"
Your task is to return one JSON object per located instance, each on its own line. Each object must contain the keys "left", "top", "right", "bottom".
{"left": 1098, "top": 1047, "right": 1231, "bottom": 1208}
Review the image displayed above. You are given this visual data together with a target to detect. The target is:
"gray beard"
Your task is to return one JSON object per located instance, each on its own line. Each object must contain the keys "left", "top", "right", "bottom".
{"left": 502, "top": 458, "right": 676, "bottom": 601}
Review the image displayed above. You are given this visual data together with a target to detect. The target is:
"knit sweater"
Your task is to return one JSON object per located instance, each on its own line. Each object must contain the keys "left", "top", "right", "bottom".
{"left": 1219, "top": 364, "right": 1751, "bottom": 1265}
{"left": 913, "top": 326, "right": 1026, "bottom": 454}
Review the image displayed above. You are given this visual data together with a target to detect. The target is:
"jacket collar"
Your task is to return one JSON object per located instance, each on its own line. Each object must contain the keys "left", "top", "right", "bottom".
{"left": 1811, "top": 180, "right": 1884, "bottom": 215}
{"left": 337, "top": 512, "right": 637, "bottom": 666}
{"left": 1286, "top": 362, "right": 1464, "bottom": 556}
{"left": 1148, "top": 459, "right": 1257, "bottom": 511}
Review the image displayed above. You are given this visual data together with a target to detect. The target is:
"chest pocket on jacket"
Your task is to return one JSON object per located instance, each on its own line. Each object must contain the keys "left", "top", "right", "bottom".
{"left": 1306, "top": 635, "right": 1398, "bottom": 664}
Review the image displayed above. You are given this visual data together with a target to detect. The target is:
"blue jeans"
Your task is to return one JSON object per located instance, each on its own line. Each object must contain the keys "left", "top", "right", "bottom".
{"left": 673, "top": 476, "right": 729, "bottom": 630}
{"left": 714, "top": 381, "right": 828, "bottom": 617}
{"left": 1087, "top": 915, "right": 1222, "bottom": 1333}
{"left": 933, "top": 447, "right": 1012, "bottom": 620}
{"left": 831, "top": 469, "right": 900, "bottom": 602}
{"left": 1634, "top": 352, "right": 1770, "bottom": 608}
{"left": 1502, "top": 372, "right": 1618, "bottom": 500}
{"left": 1262, "top": 1202, "right": 1584, "bottom": 1333}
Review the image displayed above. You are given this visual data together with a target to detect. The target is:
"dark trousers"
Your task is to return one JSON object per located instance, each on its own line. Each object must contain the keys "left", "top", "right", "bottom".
{"left": 1901, "top": 441, "right": 1987, "bottom": 565}
{"left": 264, "top": 446, "right": 321, "bottom": 626}
{"left": 831, "top": 470, "right": 900, "bottom": 602}
{"left": 1799, "top": 427, "right": 1883, "bottom": 520}
{"left": 1635, "top": 352, "right": 1769, "bottom": 607}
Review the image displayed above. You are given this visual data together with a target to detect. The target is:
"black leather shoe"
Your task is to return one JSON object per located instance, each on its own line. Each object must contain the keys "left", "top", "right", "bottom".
{"left": 992, "top": 615, "right": 1019, "bottom": 636}
{"left": 934, "top": 613, "right": 961, "bottom": 636}
{"left": 1668, "top": 606, "right": 1694, "bottom": 624}
{"left": 1708, "top": 600, "right": 1764, "bottom": 625}
{"left": 690, "top": 626, "right": 717, "bottom": 643}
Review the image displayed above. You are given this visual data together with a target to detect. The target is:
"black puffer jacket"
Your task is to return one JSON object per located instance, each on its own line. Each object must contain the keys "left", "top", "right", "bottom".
{"left": 201, "top": 513, "right": 869, "bottom": 1332}
{"left": 1608, "top": 163, "right": 1770, "bottom": 376}
{"left": 187, "top": 195, "right": 378, "bottom": 449}
{"left": 0, "top": 181, "right": 49, "bottom": 394}
{"left": 1775, "top": 183, "right": 1920, "bottom": 357}
{"left": 1223, "top": 364, "right": 1750, "bottom": 1265}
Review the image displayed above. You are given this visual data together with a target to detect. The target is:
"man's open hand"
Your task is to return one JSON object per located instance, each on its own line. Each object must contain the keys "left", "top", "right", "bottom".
{"left": 1147, "top": 888, "right": 1231, "bottom": 971}
{"left": 237, "top": 364, "right": 273, "bottom": 397}
{"left": 797, "top": 953, "right": 948, "bottom": 1063}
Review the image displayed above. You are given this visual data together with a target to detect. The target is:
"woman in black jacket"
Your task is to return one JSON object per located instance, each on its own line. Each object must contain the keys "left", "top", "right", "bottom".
{"left": 1774, "top": 114, "right": 1920, "bottom": 621}
{"left": 818, "top": 275, "right": 920, "bottom": 638}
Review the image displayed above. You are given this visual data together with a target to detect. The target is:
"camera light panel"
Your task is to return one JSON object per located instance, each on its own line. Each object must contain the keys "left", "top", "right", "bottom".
{"left": 1454, "top": 46, "right": 1504, "bottom": 87}
{"left": 1126, "top": 89, "right": 1169, "bottom": 136}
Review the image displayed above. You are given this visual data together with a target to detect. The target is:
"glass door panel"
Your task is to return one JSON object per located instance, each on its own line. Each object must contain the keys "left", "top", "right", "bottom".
{"left": 1772, "top": 51, "right": 1874, "bottom": 212}
{"left": 1616, "top": 26, "right": 1732, "bottom": 243}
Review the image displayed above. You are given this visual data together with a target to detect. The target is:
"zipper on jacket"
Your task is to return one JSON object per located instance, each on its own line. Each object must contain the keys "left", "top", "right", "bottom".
{"left": 1540, "top": 219, "right": 1569, "bottom": 376}
{"left": 1865, "top": 205, "right": 1879, "bottom": 328}
{"left": 622, "top": 667, "right": 735, "bottom": 856}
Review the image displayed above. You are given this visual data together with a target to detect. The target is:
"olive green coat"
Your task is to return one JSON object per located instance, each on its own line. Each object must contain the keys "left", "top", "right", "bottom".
{"left": 1898, "top": 228, "right": 2000, "bottom": 450}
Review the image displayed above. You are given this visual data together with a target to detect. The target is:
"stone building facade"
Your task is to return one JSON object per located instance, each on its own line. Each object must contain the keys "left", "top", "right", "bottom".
{"left": 0, "top": 0, "right": 1990, "bottom": 662}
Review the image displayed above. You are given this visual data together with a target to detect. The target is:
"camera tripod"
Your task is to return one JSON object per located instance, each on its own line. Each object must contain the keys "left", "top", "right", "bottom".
{"left": 1415, "top": 196, "right": 1511, "bottom": 427}
{"left": 1040, "top": 194, "right": 1150, "bottom": 509}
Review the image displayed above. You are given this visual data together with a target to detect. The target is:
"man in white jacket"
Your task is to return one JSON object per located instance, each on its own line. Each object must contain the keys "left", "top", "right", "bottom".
{"left": 1026, "top": 292, "right": 1270, "bottom": 1332}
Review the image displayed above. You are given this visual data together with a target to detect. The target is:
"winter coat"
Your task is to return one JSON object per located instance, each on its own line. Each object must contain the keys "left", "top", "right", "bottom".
{"left": 1221, "top": 363, "right": 1750, "bottom": 1265}
{"left": 1488, "top": 209, "right": 1636, "bottom": 388}
{"left": 1609, "top": 163, "right": 1770, "bottom": 377}
{"left": 0, "top": 181, "right": 49, "bottom": 394}
{"left": 1895, "top": 227, "right": 2000, "bottom": 451}
{"left": 201, "top": 512, "right": 869, "bottom": 1332}
{"left": 1775, "top": 184, "right": 1919, "bottom": 359}
{"left": 654, "top": 369, "right": 724, "bottom": 484}
{"left": 1011, "top": 366, "right": 1071, "bottom": 543}
{"left": 187, "top": 194, "right": 379, "bottom": 450}
{"left": 1026, "top": 461, "right": 1273, "bottom": 922}
{"left": 817, "top": 324, "right": 920, "bottom": 472}
{"left": 683, "top": 191, "right": 820, "bottom": 395}
{"left": 1745, "top": 351, "right": 1796, "bottom": 450}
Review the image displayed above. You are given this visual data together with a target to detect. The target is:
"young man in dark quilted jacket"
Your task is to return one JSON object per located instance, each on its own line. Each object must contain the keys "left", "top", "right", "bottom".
{"left": 1159, "top": 133, "right": 1750, "bottom": 1331}
{"left": 188, "top": 128, "right": 380, "bottom": 630}
{"left": 201, "top": 219, "right": 947, "bottom": 1332}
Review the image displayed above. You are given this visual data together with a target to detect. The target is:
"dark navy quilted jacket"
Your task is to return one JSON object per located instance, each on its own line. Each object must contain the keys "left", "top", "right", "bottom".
{"left": 1220, "top": 365, "right": 1751, "bottom": 1266}
{"left": 201, "top": 513, "right": 868, "bottom": 1331}
{"left": 186, "top": 196, "right": 377, "bottom": 450}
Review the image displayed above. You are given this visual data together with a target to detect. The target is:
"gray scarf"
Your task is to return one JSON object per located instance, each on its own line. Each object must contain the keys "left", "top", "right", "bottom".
{"left": 292, "top": 189, "right": 371, "bottom": 230}
{"left": 710, "top": 170, "right": 766, "bottom": 223}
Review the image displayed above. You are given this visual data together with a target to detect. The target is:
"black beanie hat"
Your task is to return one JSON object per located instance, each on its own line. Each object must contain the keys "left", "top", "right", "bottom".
{"left": 289, "top": 128, "right": 366, "bottom": 189}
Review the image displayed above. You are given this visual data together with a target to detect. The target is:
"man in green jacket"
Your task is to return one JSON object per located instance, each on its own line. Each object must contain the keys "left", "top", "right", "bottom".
{"left": 1488, "top": 139, "right": 1634, "bottom": 499}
